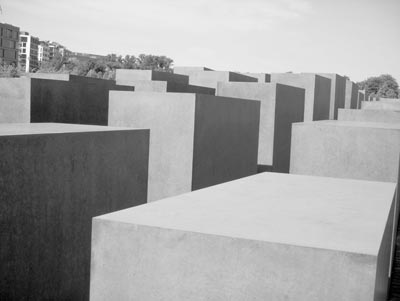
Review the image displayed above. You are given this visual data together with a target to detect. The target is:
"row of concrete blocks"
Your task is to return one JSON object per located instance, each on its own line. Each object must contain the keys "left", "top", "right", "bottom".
{"left": 0, "top": 70, "right": 383, "bottom": 300}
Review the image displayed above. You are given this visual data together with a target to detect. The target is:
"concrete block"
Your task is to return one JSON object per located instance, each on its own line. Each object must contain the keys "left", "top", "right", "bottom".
{"left": 217, "top": 82, "right": 304, "bottom": 172}
{"left": 358, "top": 90, "right": 366, "bottom": 108}
{"left": 0, "top": 123, "right": 149, "bottom": 300}
{"left": 0, "top": 76, "right": 134, "bottom": 125}
{"left": 243, "top": 72, "right": 271, "bottom": 83}
{"left": 290, "top": 121, "right": 400, "bottom": 182}
{"left": 345, "top": 80, "right": 358, "bottom": 109}
{"left": 173, "top": 69, "right": 257, "bottom": 89}
{"left": 173, "top": 66, "right": 214, "bottom": 75}
{"left": 109, "top": 91, "right": 259, "bottom": 201}
{"left": 338, "top": 108, "right": 400, "bottom": 124}
{"left": 90, "top": 172, "right": 396, "bottom": 301}
{"left": 116, "top": 69, "right": 188, "bottom": 85}
{"left": 362, "top": 99, "right": 400, "bottom": 111}
{"left": 318, "top": 73, "right": 346, "bottom": 120}
{"left": 115, "top": 80, "right": 215, "bottom": 95}
{"left": 270, "top": 73, "right": 331, "bottom": 121}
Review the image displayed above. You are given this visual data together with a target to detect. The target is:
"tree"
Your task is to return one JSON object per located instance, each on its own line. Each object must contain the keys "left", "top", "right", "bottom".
{"left": 357, "top": 74, "right": 399, "bottom": 99}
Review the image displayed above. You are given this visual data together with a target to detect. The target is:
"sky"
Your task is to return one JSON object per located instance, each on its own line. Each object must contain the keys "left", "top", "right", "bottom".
{"left": 1, "top": 0, "right": 399, "bottom": 82}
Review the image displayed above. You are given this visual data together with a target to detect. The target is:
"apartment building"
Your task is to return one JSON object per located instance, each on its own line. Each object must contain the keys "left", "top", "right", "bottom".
{"left": 0, "top": 22, "right": 19, "bottom": 65}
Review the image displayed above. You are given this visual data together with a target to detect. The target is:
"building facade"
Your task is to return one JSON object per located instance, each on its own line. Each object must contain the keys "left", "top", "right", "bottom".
{"left": 19, "top": 31, "right": 39, "bottom": 72}
{"left": 38, "top": 41, "right": 50, "bottom": 64}
{"left": 0, "top": 23, "right": 19, "bottom": 65}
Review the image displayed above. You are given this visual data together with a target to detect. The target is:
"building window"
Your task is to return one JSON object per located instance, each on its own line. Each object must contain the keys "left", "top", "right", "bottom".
{"left": 21, "top": 37, "right": 27, "bottom": 42}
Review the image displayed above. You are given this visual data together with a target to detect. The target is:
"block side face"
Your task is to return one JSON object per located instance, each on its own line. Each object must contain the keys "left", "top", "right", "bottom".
{"left": 362, "top": 101, "right": 400, "bottom": 111}
{"left": 0, "top": 130, "right": 149, "bottom": 301}
{"left": 115, "top": 69, "right": 152, "bottom": 81}
{"left": 243, "top": 72, "right": 270, "bottom": 82}
{"left": 290, "top": 123, "right": 400, "bottom": 182}
{"left": 216, "top": 82, "right": 275, "bottom": 166}
{"left": 274, "top": 84, "right": 305, "bottom": 173}
{"left": 90, "top": 221, "right": 377, "bottom": 301}
{"left": 166, "top": 82, "right": 216, "bottom": 95}
{"left": 345, "top": 80, "right": 352, "bottom": 109}
{"left": 118, "top": 80, "right": 167, "bottom": 92}
{"left": 188, "top": 71, "right": 229, "bottom": 88}
{"left": 30, "top": 78, "right": 133, "bottom": 125}
{"left": 27, "top": 72, "right": 70, "bottom": 81}
{"left": 0, "top": 78, "right": 30, "bottom": 123}
{"left": 108, "top": 92, "right": 196, "bottom": 201}
{"left": 152, "top": 71, "right": 189, "bottom": 84}
{"left": 192, "top": 94, "right": 259, "bottom": 190}
{"left": 351, "top": 83, "right": 359, "bottom": 109}
{"left": 313, "top": 75, "right": 331, "bottom": 120}
{"left": 338, "top": 109, "right": 400, "bottom": 123}
{"left": 334, "top": 75, "right": 346, "bottom": 119}
{"left": 270, "top": 73, "right": 315, "bottom": 121}
{"left": 376, "top": 195, "right": 396, "bottom": 301}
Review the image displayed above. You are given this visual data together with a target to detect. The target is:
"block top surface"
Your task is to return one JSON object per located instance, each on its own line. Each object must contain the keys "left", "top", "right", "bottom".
{"left": 96, "top": 172, "right": 395, "bottom": 255}
{"left": 295, "top": 120, "right": 400, "bottom": 130}
{"left": 0, "top": 123, "right": 145, "bottom": 136}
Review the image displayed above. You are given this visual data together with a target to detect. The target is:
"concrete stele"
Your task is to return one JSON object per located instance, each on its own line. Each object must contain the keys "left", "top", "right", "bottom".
{"left": 338, "top": 108, "right": 400, "bottom": 124}
{"left": 270, "top": 73, "right": 331, "bottom": 121}
{"left": 90, "top": 172, "right": 396, "bottom": 301}
{"left": 0, "top": 123, "right": 149, "bottom": 300}
{"left": 318, "top": 73, "right": 346, "bottom": 120}
{"left": 217, "top": 82, "right": 304, "bottom": 172}
{"left": 108, "top": 91, "right": 260, "bottom": 201}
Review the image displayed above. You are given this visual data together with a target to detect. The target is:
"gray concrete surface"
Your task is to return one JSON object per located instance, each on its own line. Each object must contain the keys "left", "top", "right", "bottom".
{"left": 115, "top": 79, "right": 215, "bottom": 95}
{"left": 362, "top": 99, "right": 400, "bottom": 111}
{"left": 318, "top": 73, "right": 346, "bottom": 119}
{"left": 0, "top": 123, "right": 149, "bottom": 301}
{"left": 0, "top": 77, "right": 31, "bottom": 123}
{"left": 217, "top": 82, "right": 304, "bottom": 172}
{"left": 116, "top": 69, "right": 188, "bottom": 85}
{"left": 358, "top": 90, "right": 366, "bottom": 108}
{"left": 270, "top": 73, "right": 331, "bottom": 121}
{"left": 290, "top": 121, "right": 400, "bottom": 183}
{"left": 338, "top": 108, "right": 400, "bottom": 123}
{"left": 108, "top": 91, "right": 259, "bottom": 202}
{"left": 173, "top": 66, "right": 214, "bottom": 75}
{"left": 345, "top": 80, "right": 358, "bottom": 109}
{"left": 90, "top": 172, "right": 396, "bottom": 301}
{"left": 173, "top": 69, "right": 257, "bottom": 89}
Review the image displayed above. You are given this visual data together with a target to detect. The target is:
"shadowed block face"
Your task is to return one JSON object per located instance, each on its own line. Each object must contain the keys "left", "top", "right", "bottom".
{"left": 90, "top": 172, "right": 396, "bottom": 301}
{"left": 108, "top": 91, "right": 259, "bottom": 202}
{"left": 217, "top": 82, "right": 304, "bottom": 172}
{"left": 318, "top": 73, "right": 346, "bottom": 120}
{"left": 0, "top": 123, "right": 149, "bottom": 301}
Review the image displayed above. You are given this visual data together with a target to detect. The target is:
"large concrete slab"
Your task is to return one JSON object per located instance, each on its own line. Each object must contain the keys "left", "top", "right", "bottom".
{"left": 318, "top": 73, "right": 346, "bottom": 119}
{"left": 90, "top": 172, "right": 396, "bottom": 301}
{"left": 290, "top": 120, "right": 400, "bottom": 182}
{"left": 0, "top": 123, "right": 149, "bottom": 300}
{"left": 270, "top": 73, "right": 331, "bottom": 121}
{"left": 115, "top": 79, "right": 215, "bottom": 95}
{"left": 109, "top": 91, "right": 260, "bottom": 201}
{"left": 217, "top": 82, "right": 304, "bottom": 172}
{"left": 116, "top": 69, "right": 188, "bottom": 85}
{"left": 338, "top": 108, "right": 400, "bottom": 124}
{"left": 345, "top": 80, "right": 359, "bottom": 109}
{"left": 358, "top": 89, "right": 366, "bottom": 108}
{"left": 0, "top": 76, "right": 134, "bottom": 125}
{"left": 173, "top": 69, "right": 257, "bottom": 89}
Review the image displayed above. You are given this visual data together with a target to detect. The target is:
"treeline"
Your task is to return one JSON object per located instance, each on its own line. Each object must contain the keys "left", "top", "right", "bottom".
{"left": 357, "top": 74, "right": 399, "bottom": 99}
{"left": 0, "top": 53, "right": 174, "bottom": 79}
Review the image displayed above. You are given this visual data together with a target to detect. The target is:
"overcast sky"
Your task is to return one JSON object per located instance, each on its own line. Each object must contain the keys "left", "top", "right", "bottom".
{"left": 2, "top": 0, "right": 399, "bottom": 82}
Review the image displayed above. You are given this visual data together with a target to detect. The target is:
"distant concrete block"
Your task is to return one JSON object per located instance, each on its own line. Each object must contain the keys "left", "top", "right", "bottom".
{"left": 0, "top": 76, "right": 134, "bottom": 125}
{"left": 109, "top": 91, "right": 259, "bottom": 201}
{"left": 173, "top": 69, "right": 257, "bottom": 89}
{"left": 243, "top": 72, "right": 271, "bottom": 83}
{"left": 116, "top": 69, "right": 188, "bottom": 85}
{"left": 345, "top": 80, "right": 358, "bottom": 109}
{"left": 173, "top": 66, "right": 214, "bottom": 74}
{"left": 90, "top": 172, "right": 396, "bottom": 301}
{"left": 270, "top": 73, "right": 331, "bottom": 121}
{"left": 338, "top": 108, "right": 400, "bottom": 123}
{"left": 318, "top": 73, "right": 346, "bottom": 120}
{"left": 362, "top": 99, "right": 400, "bottom": 111}
{"left": 358, "top": 90, "right": 366, "bottom": 108}
{"left": 290, "top": 121, "right": 400, "bottom": 182}
{"left": 115, "top": 80, "right": 215, "bottom": 95}
{"left": 217, "top": 82, "right": 304, "bottom": 172}
{"left": 0, "top": 123, "right": 149, "bottom": 300}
